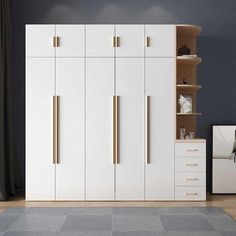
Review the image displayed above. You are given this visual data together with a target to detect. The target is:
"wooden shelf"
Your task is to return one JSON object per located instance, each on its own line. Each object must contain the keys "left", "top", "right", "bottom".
{"left": 177, "top": 25, "right": 202, "bottom": 36}
{"left": 177, "top": 84, "right": 202, "bottom": 90}
{"left": 176, "top": 139, "right": 206, "bottom": 143}
{"left": 177, "top": 113, "right": 202, "bottom": 116}
{"left": 177, "top": 56, "right": 202, "bottom": 66}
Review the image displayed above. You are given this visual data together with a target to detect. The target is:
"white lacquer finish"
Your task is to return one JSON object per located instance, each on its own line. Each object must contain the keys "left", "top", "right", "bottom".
{"left": 145, "top": 58, "right": 175, "bottom": 200}
{"left": 175, "top": 143, "right": 206, "bottom": 157}
{"left": 55, "top": 58, "right": 85, "bottom": 200}
{"left": 213, "top": 159, "right": 236, "bottom": 193}
{"left": 86, "top": 25, "right": 115, "bottom": 57}
{"left": 116, "top": 25, "right": 144, "bottom": 57}
{"left": 175, "top": 172, "right": 206, "bottom": 187}
{"left": 145, "top": 25, "right": 175, "bottom": 57}
{"left": 175, "top": 158, "right": 206, "bottom": 172}
{"left": 175, "top": 187, "right": 206, "bottom": 201}
{"left": 26, "top": 25, "right": 55, "bottom": 57}
{"left": 55, "top": 25, "right": 85, "bottom": 57}
{"left": 26, "top": 58, "right": 55, "bottom": 200}
{"left": 86, "top": 58, "right": 115, "bottom": 200}
{"left": 116, "top": 58, "right": 144, "bottom": 200}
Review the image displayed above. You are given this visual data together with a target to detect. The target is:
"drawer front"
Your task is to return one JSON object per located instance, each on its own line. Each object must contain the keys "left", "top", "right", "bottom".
{"left": 175, "top": 187, "right": 206, "bottom": 201}
{"left": 175, "top": 172, "right": 206, "bottom": 186}
{"left": 175, "top": 158, "right": 206, "bottom": 172}
{"left": 175, "top": 143, "right": 205, "bottom": 157}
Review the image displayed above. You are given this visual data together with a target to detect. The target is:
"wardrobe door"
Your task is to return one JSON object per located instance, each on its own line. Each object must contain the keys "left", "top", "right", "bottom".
{"left": 26, "top": 25, "right": 55, "bottom": 57}
{"left": 86, "top": 58, "right": 115, "bottom": 200}
{"left": 86, "top": 25, "right": 115, "bottom": 57}
{"left": 116, "top": 25, "right": 144, "bottom": 57}
{"left": 145, "top": 58, "right": 175, "bottom": 200}
{"left": 55, "top": 58, "right": 85, "bottom": 200}
{"left": 26, "top": 58, "right": 55, "bottom": 200}
{"left": 56, "top": 25, "right": 85, "bottom": 57}
{"left": 145, "top": 25, "right": 176, "bottom": 57}
{"left": 116, "top": 58, "right": 144, "bottom": 200}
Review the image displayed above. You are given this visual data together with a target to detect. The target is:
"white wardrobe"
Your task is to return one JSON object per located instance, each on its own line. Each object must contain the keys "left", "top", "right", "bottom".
{"left": 26, "top": 24, "right": 205, "bottom": 201}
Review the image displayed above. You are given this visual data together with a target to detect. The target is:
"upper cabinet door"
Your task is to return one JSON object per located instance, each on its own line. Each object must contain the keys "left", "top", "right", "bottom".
{"left": 116, "top": 25, "right": 144, "bottom": 57}
{"left": 26, "top": 25, "right": 55, "bottom": 57}
{"left": 86, "top": 25, "right": 115, "bottom": 57}
{"left": 145, "top": 25, "right": 176, "bottom": 57}
{"left": 56, "top": 25, "right": 85, "bottom": 57}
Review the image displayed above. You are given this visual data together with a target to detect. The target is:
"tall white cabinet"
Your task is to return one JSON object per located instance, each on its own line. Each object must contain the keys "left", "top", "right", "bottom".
{"left": 26, "top": 24, "right": 206, "bottom": 201}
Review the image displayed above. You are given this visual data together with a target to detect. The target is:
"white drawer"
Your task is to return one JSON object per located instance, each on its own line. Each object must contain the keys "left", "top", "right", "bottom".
{"left": 175, "top": 172, "right": 205, "bottom": 186}
{"left": 175, "top": 158, "right": 206, "bottom": 172}
{"left": 175, "top": 143, "right": 205, "bottom": 157}
{"left": 175, "top": 187, "right": 206, "bottom": 201}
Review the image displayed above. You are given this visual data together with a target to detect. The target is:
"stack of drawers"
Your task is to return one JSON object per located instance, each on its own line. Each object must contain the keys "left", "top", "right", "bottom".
{"left": 175, "top": 141, "right": 206, "bottom": 201}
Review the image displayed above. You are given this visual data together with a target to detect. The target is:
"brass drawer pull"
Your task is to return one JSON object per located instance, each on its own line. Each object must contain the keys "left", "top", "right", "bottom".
{"left": 185, "top": 148, "right": 198, "bottom": 152}
{"left": 185, "top": 192, "right": 198, "bottom": 196}
{"left": 185, "top": 163, "right": 198, "bottom": 166}
{"left": 185, "top": 177, "right": 198, "bottom": 181}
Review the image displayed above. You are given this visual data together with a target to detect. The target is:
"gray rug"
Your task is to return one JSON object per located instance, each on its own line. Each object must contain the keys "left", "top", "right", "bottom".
{"left": 0, "top": 207, "right": 236, "bottom": 236}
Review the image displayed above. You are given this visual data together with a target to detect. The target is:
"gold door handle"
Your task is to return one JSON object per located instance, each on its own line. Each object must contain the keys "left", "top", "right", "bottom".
{"left": 145, "top": 36, "right": 150, "bottom": 47}
{"left": 145, "top": 96, "right": 150, "bottom": 164}
{"left": 112, "top": 36, "right": 116, "bottom": 48}
{"left": 113, "top": 96, "right": 119, "bottom": 164}
{"left": 116, "top": 96, "right": 120, "bottom": 164}
{"left": 113, "top": 96, "right": 116, "bottom": 164}
{"left": 53, "top": 96, "right": 59, "bottom": 164}
{"left": 53, "top": 36, "right": 60, "bottom": 47}
{"left": 116, "top": 36, "right": 120, "bottom": 47}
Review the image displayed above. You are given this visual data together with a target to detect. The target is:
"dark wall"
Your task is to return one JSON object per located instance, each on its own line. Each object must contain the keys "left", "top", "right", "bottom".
{"left": 12, "top": 0, "right": 236, "bottom": 193}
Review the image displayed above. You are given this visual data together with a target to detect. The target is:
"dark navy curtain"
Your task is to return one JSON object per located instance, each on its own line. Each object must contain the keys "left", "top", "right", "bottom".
{"left": 0, "top": 0, "right": 16, "bottom": 200}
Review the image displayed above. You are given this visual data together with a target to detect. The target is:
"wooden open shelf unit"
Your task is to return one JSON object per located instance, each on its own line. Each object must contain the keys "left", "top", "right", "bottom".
{"left": 176, "top": 25, "right": 202, "bottom": 139}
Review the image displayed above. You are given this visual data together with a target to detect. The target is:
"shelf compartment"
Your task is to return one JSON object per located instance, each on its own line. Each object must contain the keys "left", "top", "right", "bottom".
{"left": 177, "top": 56, "right": 202, "bottom": 66}
{"left": 177, "top": 84, "right": 202, "bottom": 90}
{"left": 176, "top": 25, "right": 202, "bottom": 37}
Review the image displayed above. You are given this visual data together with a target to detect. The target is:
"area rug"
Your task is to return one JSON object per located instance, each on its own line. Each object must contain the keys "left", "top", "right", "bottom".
{"left": 0, "top": 207, "right": 236, "bottom": 236}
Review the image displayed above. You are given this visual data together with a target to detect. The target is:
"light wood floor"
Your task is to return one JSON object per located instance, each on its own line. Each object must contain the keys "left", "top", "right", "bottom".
{"left": 0, "top": 195, "right": 236, "bottom": 219}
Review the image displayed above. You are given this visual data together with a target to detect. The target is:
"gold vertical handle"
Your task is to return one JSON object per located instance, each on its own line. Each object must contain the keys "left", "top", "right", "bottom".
{"left": 145, "top": 36, "right": 150, "bottom": 47}
{"left": 53, "top": 36, "right": 60, "bottom": 47}
{"left": 116, "top": 96, "right": 120, "bottom": 164}
{"left": 145, "top": 96, "right": 150, "bottom": 164}
{"left": 112, "top": 36, "right": 116, "bottom": 47}
{"left": 116, "top": 36, "right": 120, "bottom": 47}
{"left": 53, "top": 96, "right": 59, "bottom": 164}
{"left": 113, "top": 96, "right": 117, "bottom": 164}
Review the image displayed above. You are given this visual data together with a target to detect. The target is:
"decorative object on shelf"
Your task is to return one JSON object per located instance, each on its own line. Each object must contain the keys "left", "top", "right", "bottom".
{"left": 177, "top": 45, "right": 191, "bottom": 56}
{"left": 189, "top": 131, "right": 195, "bottom": 139}
{"left": 178, "top": 94, "right": 192, "bottom": 113}
{"left": 180, "top": 127, "right": 186, "bottom": 140}
{"left": 183, "top": 78, "right": 188, "bottom": 84}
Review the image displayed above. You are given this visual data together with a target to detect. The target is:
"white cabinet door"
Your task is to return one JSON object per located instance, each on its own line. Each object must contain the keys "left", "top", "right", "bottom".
{"left": 145, "top": 58, "right": 175, "bottom": 200}
{"left": 56, "top": 25, "right": 85, "bottom": 57}
{"left": 86, "top": 25, "right": 115, "bottom": 57}
{"left": 145, "top": 25, "right": 176, "bottom": 57}
{"left": 55, "top": 58, "right": 85, "bottom": 200}
{"left": 86, "top": 58, "right": 115, "bottom": 200}
{"left": 116, "top": 25, "right": 144, "bottom": 57}
{"left": 26, "top": 25, "right": 55, "bottom": 57}
{"left": 26, "top": 58, "right": 55, "bottom": 200}
{"left": 116, "top": 58, "right": 144, "bottom": 200}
